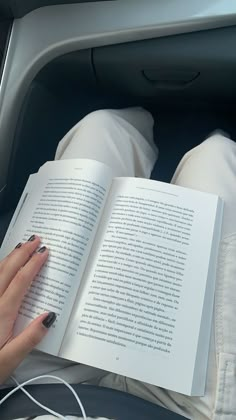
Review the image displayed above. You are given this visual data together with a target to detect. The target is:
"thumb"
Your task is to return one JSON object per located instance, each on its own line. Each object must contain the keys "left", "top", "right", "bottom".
{"left": 0, "top": 312, "right": 56, "bottom": 384}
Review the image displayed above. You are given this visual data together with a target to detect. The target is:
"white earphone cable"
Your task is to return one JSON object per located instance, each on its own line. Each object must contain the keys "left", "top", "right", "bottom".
{"left": 0, "top": 374, "right": 87, "bottom": 420}
{"left": 10, "top": 376, "right": 67, "bottom": 420}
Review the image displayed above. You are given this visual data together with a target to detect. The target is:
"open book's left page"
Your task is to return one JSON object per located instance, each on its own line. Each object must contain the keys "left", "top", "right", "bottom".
{"left": 0, "top": 159, "right": 113, "bottom": 355}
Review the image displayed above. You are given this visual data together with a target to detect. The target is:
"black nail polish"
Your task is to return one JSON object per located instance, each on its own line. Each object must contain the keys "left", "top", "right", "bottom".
{"left": 42, "top": 312, "right": 57, "bottom": 328}
{"left": 28, "top": 235, "right": 36, "bottom": 242}
{"left": 37, "top": 246, "right": 46, "bottom": 253}
{"left": 15, "top": 242, "right": 22, "bottom": 249}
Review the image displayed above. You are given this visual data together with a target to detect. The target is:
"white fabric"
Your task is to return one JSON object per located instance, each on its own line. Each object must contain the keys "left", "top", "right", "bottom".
{"left": 11, "top": 108, "right": 236, "bottom": 420}
{"left": 55, "top": 107, "right": 158, "bottom": 178}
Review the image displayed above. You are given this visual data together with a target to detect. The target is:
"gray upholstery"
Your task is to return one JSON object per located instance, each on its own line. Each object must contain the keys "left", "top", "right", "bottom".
{"left": 0, "top": 209, "right": 13, "bottom": 246}
{"left": 0, "top": 384, "right": 187, "bottom": 420}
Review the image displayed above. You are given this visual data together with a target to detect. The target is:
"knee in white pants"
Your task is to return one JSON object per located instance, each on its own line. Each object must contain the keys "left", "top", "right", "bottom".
{"left": 176, "top": 133, "right": 236, "bottom": 173}
{"left": 200, "top": 133, "right": 236, "bottom": 159}
{"left": 78, "top": 108, "right": 155, "bottom": 146}
{"left": 80, "top": 109, "right": 118, "bottom": 128}
{"left": 172, "top": 132, "right": 236, "bottom": 192}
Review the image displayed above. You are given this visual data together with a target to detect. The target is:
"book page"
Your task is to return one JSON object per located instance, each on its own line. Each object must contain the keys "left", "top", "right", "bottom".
{"left": 60, "top": 177, "right": 221, "bottom": 395}
{"left": 0, "top": 159, "right": 113, "bottom": 355}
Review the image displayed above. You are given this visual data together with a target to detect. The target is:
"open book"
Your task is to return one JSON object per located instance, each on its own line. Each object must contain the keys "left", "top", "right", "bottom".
{"left": 0, "top": 159, "right": 223, "bottom": 396}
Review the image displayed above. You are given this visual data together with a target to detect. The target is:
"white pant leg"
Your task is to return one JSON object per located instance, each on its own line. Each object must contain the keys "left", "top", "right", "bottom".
{"left": 172, "top": 134, "right": 236, "bottom": 420}
{"left": 171, "top": 133, "right": 236, "bottom": 236}
{"left": 11, "top": 107, "right": 158, "bottom": 387}
{"left": 55, "top": 107, "right": 157, "bottom": 178}
{"left": 99, "top": 134, "right": 236, "bottom": 420}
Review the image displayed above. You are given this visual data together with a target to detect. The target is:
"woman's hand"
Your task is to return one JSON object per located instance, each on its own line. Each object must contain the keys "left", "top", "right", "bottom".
{"left": 0, "top": 235, "right": 55, "bottom": 384}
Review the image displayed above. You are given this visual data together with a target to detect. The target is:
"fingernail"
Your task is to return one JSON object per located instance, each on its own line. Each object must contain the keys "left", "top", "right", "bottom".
{"left": 42, "top": 312, "right": 57, "bottom": 328}
{"left": 15, "top": 242, "right": 22, "bottom": 249}
{"left": 37, "top": 246, "right": 46, "bottom": 253}
{"left": 28, "top": 235, "right": 36, "bottom": 242}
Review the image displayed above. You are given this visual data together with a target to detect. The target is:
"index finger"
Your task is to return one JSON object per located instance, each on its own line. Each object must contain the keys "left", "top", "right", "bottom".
{"left": 2, "top": 246, "right": 49, "bottom": 313}
{"left": 0, "top": 235, "right": 41, "bottom": 296}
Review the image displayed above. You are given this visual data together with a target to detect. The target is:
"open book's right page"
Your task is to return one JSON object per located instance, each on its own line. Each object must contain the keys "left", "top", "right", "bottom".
{"left": 60, "top": 177, "right": 223, "bottom": 396}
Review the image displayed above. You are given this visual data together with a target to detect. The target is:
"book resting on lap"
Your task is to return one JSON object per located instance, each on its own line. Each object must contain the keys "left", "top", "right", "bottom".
{"left": 0, "top": 159, "right": 223, "bottom": 396}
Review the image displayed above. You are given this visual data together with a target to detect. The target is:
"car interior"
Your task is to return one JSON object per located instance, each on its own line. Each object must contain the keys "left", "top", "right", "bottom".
{"left": 0, "top": 1, "right": 236, "bottom": 418}
{"left": 0, "top": 3, "right": 236, "bottom": 244}
{"left": 1, "top": 22, "right": 236, "bottom": 243}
